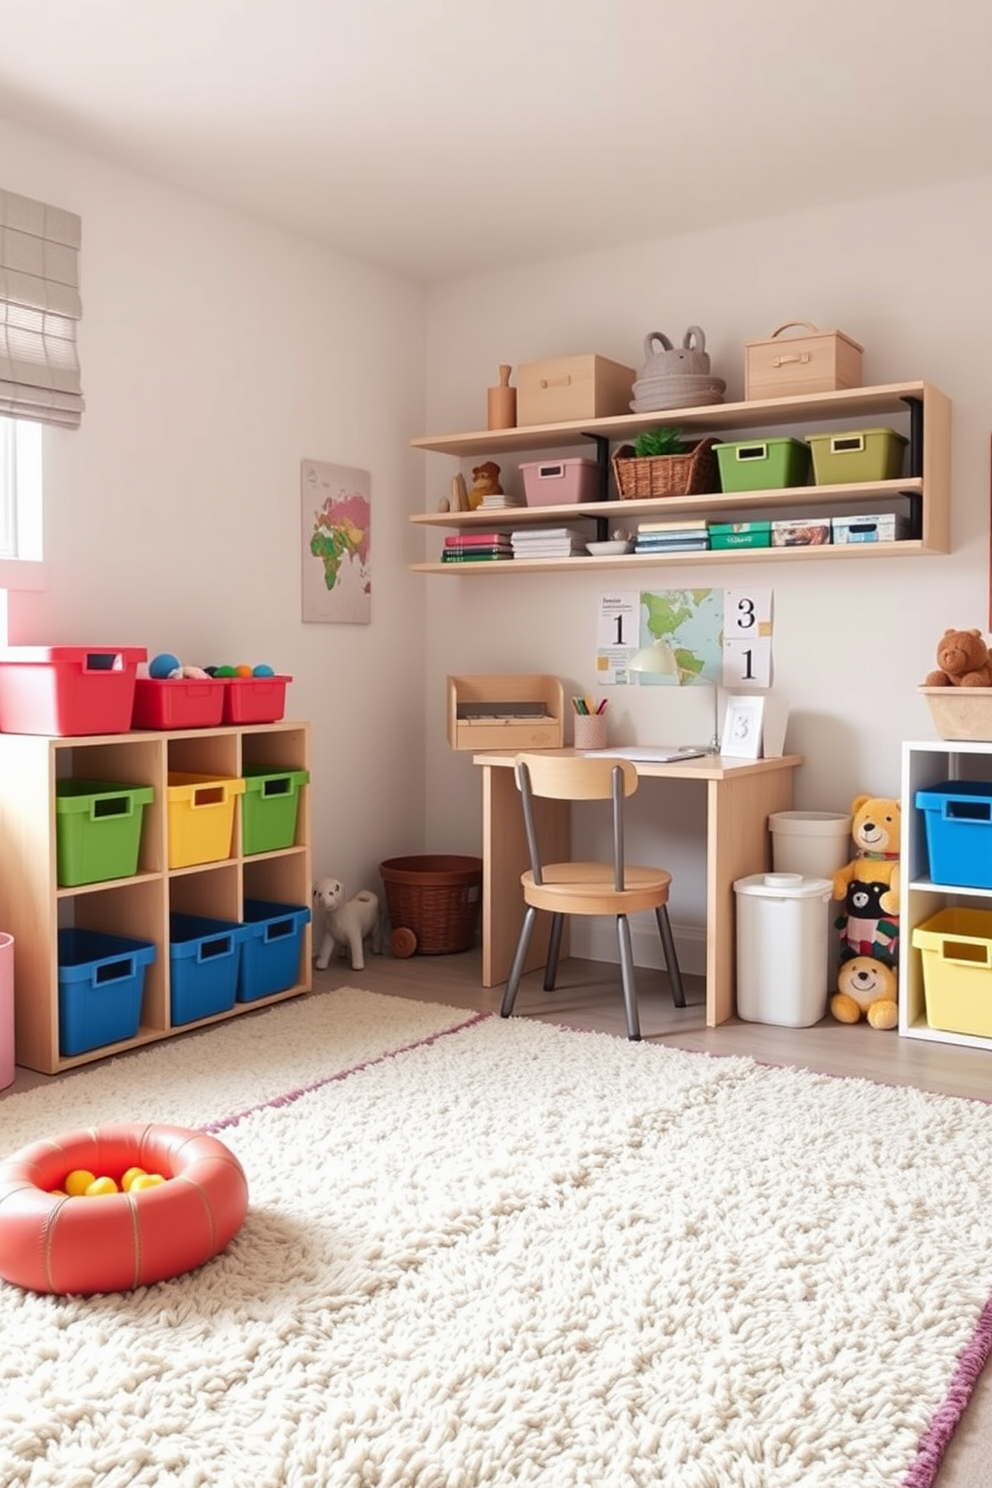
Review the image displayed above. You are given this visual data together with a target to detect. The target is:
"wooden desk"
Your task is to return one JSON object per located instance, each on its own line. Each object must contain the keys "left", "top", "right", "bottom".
{"left": 473, "top": 748, "right": 804, "bottom": 1027}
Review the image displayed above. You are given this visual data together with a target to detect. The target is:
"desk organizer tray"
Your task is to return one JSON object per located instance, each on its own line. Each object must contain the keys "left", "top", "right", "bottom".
{"left": 166, "top": 772, "right": 245, "bottom": 868}
{"left": 169, "top": 912, "right": 249, "bottom": 1026}
{"left": 220, "top": 675, "right": 291, "bottom": 724}
{"left": 57, "top": 927, "right": 156, "bottom": 1056}
{"left": 912, "top": 906, "right": 992, "bottom": 1038}
{"left": 237, "top": 899, "right": 311, "bottom": 1001}
{"left": 807, "top": 428, "right": 907, "bottom": 485}
{"left": 241, "top": 765, "right": 310, "bottom": 854}
{"left": 0, "top": 646, "right": 147, "bottom": 736}
{"left": 55, "top": 779, "right": 154, "bottom": 887}
{"left": 714, "top": 437, "right": 811, "bottom": 492}
{"left": 915, "top": 780, "right": 992, "bottom": 888}
{"left": 131, "top": 677, "right": 225, "bottom": 730}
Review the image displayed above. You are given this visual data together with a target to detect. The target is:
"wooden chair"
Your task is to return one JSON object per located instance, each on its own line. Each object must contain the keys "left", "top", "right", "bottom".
{"left": 500, "top": 752, "right": 686, "bottom": 1041}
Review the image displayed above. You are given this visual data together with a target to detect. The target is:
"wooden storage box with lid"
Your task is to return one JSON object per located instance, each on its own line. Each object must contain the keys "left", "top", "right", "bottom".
{"left": 516, "top": 354, "right": 635, "bottom": 426}
{"left": 744, "top": 321, "right": 863, "bottom": 401}
{"left": 447, "top": 674, "right": 564, "bottom": 751}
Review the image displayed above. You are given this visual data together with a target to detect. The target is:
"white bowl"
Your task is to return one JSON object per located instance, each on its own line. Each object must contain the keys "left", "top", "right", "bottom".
{"left": 586, "top": 539, "right": 633, "bottom": 556}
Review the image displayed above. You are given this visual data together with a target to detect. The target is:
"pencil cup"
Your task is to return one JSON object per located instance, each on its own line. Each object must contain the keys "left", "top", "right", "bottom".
{"left": 573, "top": 713, "right": 608, "bottom": 750}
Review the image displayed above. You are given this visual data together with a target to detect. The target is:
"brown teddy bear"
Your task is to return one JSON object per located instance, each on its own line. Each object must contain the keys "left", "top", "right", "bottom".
{"left": 924, "top": 628, "right": 992, "bottom": 687}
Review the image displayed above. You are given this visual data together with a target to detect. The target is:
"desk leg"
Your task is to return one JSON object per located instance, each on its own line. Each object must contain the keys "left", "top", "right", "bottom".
{"left": 480, "top": 764, "right": 570, "bottom": 988}
{"left": 705, "top": 767, "right": 796, "bottom": 1026}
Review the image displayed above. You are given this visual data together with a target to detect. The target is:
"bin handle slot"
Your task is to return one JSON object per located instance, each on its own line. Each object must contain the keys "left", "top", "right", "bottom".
{"left": 197, "top": 935, "right": 233, "bottom": 962}
{"left": 941, "top": 938, "right": 992, "bottom": 969}
{"left": 91, "top": 796, "right": 131, "bottom": 820}
{"left": 261, "top": 778, "right": 291, "bottom": 798}
{"left": 735, "top": 444, "right": 768, "bottom": 462}
{"left": 93, "top": 956, "right": 135, "bottom": 985}
{"left": 191, "top": 786, "right": 226, "bottom": 808}
{"left": 830, "top": 435, "right": 865, "bottom": 455}
{"left": 263, "top": 918, "right": 294, "bottom": 942}
{"left": 537, "top": 463, "right": 565, "bottom": 479}
{"left": 944, "top": 800, "right": 992, "bottom": 823}
{"left": 84, "top": 652, "right": 123, "bottom": 673}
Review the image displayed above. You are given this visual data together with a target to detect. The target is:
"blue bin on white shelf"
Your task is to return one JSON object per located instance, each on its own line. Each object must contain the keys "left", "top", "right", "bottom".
{"left": 916, "top": 780, "right": 992, "bottom": 889}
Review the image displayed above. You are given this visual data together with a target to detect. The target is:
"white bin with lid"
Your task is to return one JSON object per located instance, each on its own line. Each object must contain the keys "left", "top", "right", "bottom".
{"left": 734, "top": 872, "right": 833, "bottom": 1027}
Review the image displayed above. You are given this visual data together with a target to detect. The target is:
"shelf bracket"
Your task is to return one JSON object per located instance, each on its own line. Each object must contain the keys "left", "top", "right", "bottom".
{"left": 901, "top": 395, "right": 924, "bottom": 539}
{"left": 583, "top": 431, "right": 613, "bottom": 539}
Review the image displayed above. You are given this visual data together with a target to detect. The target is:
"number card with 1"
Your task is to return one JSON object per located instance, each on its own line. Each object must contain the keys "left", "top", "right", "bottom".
{"left": 596, "top": 591, "right": 639, "bottom": 684}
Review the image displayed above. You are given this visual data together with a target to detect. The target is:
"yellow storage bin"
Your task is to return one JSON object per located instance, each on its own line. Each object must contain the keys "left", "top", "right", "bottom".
{"left": 167, "top": 772, "right": 245, "bottom": 869}
{"left": 912, "top": 907, "right": 992, "bottom": 1038}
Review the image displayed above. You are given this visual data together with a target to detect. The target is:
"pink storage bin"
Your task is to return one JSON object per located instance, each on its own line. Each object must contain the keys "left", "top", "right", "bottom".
{"left": 519, "top": 458, "right": 601, "bottom": 507}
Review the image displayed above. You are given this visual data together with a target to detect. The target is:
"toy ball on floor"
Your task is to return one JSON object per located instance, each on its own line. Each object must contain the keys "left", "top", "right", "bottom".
{"left": 149, "top": 652, "right": 181, "bottom": 679}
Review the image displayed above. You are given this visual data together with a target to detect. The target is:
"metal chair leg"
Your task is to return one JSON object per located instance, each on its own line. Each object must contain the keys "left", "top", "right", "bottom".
{"left": 501, "top": 905, "right": 538, "bottom": 1019}
{"left": 544, "top": 912, "right": 565, "bottom": 990}
{"left": 616, "top": 914, "right": 641, "bottom": 1041}
{"left": 655, "top": 904, "right": 686, "bottom": 1008}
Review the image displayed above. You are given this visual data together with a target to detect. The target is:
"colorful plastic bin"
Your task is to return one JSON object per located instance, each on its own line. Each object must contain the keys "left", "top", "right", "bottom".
{"left": 237, "top": 898, "right": 311, "bottom": 1002}
{"left": 806, "top": 428, "right": 908, "bottom": 485}
{"left": 55, "top": 779, "right": 154, "bottom": 887}
{"left": 915, "top": 780, "right": 992, "bottom": 888}
{"left": 166, "top": 772, "right": 246, "bottom": 869}
{"left": 57, "top": 928, "right": 156, "bottom": 1056}
{"left": 241, "top": 766, "right": 310, "bottom": 854}
{"left": 912, "top": 907, "right": 992, "bottom": 1038}
{"left": 714, "top": 438, "right": 811, "bottom": 493}
{"left": 168, "top": 912, "right": 250, "bottom": 1026}
{"left": 131, "top": 677, "right": 225, "bottom": 730}
{"left": 0, "top": 646, "right": 147, "bottom": 736}
{"left": 519, "top": 458, "right": 600, "bottom": 506}
{"left": 221, "top": 676, "right": 291, "bottom": 725}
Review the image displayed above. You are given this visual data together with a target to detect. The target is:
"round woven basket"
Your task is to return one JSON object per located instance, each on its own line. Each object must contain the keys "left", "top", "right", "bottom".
{"left": 379, "top": 855, "right": 483, "bottom": 955}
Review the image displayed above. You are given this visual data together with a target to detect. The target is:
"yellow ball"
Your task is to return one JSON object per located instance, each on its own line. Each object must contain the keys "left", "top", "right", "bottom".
{"left": 65, "top": 1168, "right": 97, "bottom": 1196}
{"left": 130, "top": 1172, "right": 166, "bottom": 1190}
{"left": 121, "top": 1166, "right": 147, "bottom": 1192}
{"left": 85, "top": 1175, "right": 119, "bottom": 1197}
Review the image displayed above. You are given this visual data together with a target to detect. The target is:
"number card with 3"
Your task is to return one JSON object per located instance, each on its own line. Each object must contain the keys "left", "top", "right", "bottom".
{"left": 722, "top": 587, "right": 773, "bottom": 688}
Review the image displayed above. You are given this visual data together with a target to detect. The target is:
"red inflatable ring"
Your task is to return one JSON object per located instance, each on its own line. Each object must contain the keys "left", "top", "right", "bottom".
{"left": 0, "top": 1123, "right": 248, "bottom": 1295}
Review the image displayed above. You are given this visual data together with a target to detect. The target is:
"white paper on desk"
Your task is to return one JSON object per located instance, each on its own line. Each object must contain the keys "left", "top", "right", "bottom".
{"left": 583, "top": 745, "right": 707, "bottom": 763}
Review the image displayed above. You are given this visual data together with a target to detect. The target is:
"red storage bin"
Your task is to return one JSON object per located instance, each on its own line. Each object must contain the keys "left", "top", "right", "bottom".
{"left": 131, "top": 677, "right": 225, "bottom": 730}
{"left": 0, "top": 646, "right": 146, "bottom": 736}
{"left": 221, "top": 675, "right": 291, "bottom": 724}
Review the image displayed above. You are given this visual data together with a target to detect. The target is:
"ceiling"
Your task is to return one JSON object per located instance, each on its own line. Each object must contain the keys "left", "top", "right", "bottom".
{"left": 2, "top": 0, "right": 992, "bottom": 284}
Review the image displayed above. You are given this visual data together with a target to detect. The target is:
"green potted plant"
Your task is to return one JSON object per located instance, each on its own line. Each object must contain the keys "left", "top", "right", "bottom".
{"left": 613, "top": 425, "right": 719, "bottom": 500}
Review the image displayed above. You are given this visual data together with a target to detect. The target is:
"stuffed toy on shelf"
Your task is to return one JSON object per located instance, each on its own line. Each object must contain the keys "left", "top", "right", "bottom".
{"left": 831, "top": 794, "right": 901, "bottom": 1029}
{"left": 923, "top": 627, "right": 992, "bottom": 687}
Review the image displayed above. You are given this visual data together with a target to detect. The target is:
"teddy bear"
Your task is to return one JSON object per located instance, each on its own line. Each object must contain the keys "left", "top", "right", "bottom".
{"left": 832, "top": 793, "right": 900, "bottom": 970}
{"left": 830, "top": 955, "right": 898, "bottom": 1030}
{"left": 924, "top": 628, "right": 992, "bottom": 688}
{"left": 467, "top": 461, "right": 504, "bottom": 510}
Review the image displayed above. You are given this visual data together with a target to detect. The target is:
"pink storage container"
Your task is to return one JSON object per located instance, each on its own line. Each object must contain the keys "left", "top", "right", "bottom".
{"left": 519, "top": 458, "right": 601, "bottom": 507}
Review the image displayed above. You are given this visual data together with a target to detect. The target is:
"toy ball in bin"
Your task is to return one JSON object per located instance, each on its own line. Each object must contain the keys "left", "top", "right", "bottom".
{"left": 379, "top": 855, "right": 482, "bottom": 956}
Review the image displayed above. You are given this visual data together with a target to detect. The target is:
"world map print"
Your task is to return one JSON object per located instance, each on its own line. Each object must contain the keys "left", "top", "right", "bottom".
{"left": 301, "top": 460, "right": 371, "bottom": 624}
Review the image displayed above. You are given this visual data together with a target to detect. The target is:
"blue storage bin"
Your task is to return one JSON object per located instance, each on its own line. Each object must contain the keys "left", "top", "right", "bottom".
{"left": 58, "top": 927, "right": 156, "bottom": 1056}
{"left": 916, "top": 780, "right": 992, "bottom": 888}
{"left": 238, "top": 898, "right": 311, "bottom": 1002}
{"left": 169, "top": 912, "right": 250, "bottom": 1026}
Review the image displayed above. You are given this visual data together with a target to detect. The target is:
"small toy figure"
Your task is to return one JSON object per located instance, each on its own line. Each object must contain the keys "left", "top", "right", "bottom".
{"left": 312, "top": 877, "right": 382, "bottom": 971}
{"left": 467, "top": 461, "right": 503, "bottom": 511}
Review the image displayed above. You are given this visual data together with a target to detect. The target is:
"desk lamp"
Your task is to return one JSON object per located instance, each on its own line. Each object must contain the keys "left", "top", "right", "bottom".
{"left": 628, "top": 639, "right": 722, "bottom": 753}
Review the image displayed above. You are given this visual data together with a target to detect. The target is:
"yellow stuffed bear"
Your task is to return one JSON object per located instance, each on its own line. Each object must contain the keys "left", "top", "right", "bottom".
{"left": 830, "top": 955, "right": 898, "bottom": 1030}
{"left": 832, "top": 794, "right": 900, "bottom": 917}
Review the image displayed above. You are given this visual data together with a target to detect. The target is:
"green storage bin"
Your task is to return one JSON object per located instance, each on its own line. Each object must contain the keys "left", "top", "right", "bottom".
{"left": 806, "top": 427, "right": 908, "bottom": 485}
{"left": 708, "top": 521, "right": 772, "bottom": 550}
{"left": 714, "top": 437, "right": 811, "bottom": 493}
{"left": 55, "top": 779, "right": 154, "bottom": 887}
{"left": 241, "top": 765, "right": 310, "bottom": 855}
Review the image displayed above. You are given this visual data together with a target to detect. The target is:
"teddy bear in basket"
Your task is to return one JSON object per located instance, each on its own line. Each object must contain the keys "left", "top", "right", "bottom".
{"left": 923, "top": 628, "right": 992, "bottom": 687}
{"left": 312, "top": 878, "right": 383, "bottom": 971}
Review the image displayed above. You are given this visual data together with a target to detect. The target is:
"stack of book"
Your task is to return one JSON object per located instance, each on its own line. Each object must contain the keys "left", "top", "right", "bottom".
{"left": 511, "top": 527, "right": 587, "bottom": 560}
{"left": 634, "top": 519, "right": 710, "bottom": 555}
{"left": 441, "top": 533, "right": 514, "bottom": 564}
{"left": 478, "top": 489, "right": 522, "bottom": 511}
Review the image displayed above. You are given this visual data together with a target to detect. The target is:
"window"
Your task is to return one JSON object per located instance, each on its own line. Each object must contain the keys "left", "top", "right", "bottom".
{"left": 0, "top": 415, "right": 42, "bottom": 562}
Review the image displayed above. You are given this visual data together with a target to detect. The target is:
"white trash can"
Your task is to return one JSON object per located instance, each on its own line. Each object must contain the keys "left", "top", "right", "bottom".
{"left": 734, "top": 872, "right": 833, "bottom": 1027}
{"left": 0, "top": 932, "right": 13, "bottom": 1090}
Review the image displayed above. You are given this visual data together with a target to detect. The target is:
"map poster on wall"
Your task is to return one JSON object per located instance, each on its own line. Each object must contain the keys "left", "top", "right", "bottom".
{"left": 301, "top": 459, "right": 372, "bottom": 624}
{"left": 596, "top": 587, "right": 773, "bottom": 687}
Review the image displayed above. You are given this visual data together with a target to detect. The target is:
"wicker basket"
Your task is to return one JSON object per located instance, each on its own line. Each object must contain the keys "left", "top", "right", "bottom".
{"left": 612, "top": 436, "right": 720, "bottom": 500}
{"left": 379, "top": 854, "right": 483, "bottom": 955}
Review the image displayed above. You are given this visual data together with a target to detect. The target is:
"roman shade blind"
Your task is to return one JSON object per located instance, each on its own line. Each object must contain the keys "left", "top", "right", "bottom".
{"left": 0, "top": 188, "right": 83, "bottom": 428}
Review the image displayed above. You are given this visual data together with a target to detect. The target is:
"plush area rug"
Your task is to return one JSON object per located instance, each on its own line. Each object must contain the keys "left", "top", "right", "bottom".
{"left": 1, "top": 988, "right": 991, "bottom": 1487}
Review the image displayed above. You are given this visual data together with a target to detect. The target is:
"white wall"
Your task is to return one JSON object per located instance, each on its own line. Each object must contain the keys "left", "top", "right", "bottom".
{"left": 421, "top": 175, "right": 992, "bottom": 964}
{"left": 1, "top": 117, "right": 431, "bottom": 899}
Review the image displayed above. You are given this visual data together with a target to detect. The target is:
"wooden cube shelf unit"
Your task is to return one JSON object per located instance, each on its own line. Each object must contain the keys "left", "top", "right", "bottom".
{"left": 447, "top": 674, "right": 564, "bottom": 751}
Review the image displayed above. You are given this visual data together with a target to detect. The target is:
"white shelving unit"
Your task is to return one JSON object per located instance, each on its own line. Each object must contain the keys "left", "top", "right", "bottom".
{"left": 410, "top": 381, "right": 950, "bottom": 574}
{"left": 900, "top": 736, "right": 992, "bottom": 1050}
{"left": 0, "top": 720, "right": 312, "bottom": 1074}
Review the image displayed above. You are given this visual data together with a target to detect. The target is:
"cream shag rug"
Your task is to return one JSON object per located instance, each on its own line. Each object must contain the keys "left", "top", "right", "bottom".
{"left": 1, "top": 988, "right": 991, "bottom": 1487}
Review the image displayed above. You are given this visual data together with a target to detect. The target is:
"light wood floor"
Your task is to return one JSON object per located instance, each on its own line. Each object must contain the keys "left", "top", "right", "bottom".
{"left": 3, "top": 949, "right": 991, "bottom": 1484}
